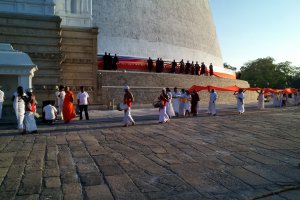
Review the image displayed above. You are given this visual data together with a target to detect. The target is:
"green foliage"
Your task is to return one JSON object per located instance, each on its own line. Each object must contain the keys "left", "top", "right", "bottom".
{"left": 240, "top": 57, "right": 300, "bottom": 89}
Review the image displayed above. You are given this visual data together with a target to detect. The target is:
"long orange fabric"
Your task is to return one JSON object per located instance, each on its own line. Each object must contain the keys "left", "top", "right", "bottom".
{"left": 62, "top": 91, "right": 76, "bottom": 122}
{"left": 189, "top": 85, "right": 298, "bottom": 94}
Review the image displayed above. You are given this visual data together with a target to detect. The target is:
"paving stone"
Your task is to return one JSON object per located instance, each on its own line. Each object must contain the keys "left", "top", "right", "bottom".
{"left": 14, "top": 194, "right": 39, "bottom": 200}
{"left": 79, "top": 172, "right": 104, "bottom": 186}
{"left": 84, "top": 185, "right": 114, "bottom": 200}
{"left": 18, "top": 171, "right": 42, "bottom": 195}
{"left": 44, "top": 177, "right": 61, "bottom": 188}
{"left": 40, "top": 188, "right": 63, "bottom": 200}
{"left": 62, "top": 183, "right": 83, "bottom": 200}
{"left": 0, "top": 106, "right": 300, "bottom": 199}
{"left": 106, "top": 174, "right": 147, "bottom": 200}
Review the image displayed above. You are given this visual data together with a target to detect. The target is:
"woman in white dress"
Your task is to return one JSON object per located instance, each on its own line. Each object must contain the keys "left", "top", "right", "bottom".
{"left": 171, "top": 87, "right": 181, "bottom": 116}
{"left": 166, "top": 88, "right": 175, "bottom": 118}
{"left": 158, "top": 88, "right": 170, "bottom": 123}
{"left": 13, "top": 86, "right": 26, "bottom": 134}
{"left": 184, "top": 90, "right": 192, "bottom": 116}
{"left": 234, "top": 89, "right": 245, "bottom": 114}
{"left": 24, "top": 90, "right": 38, "bottom": 134}
{"left": 257, "top": 90, "right": 265, "bottom": 109}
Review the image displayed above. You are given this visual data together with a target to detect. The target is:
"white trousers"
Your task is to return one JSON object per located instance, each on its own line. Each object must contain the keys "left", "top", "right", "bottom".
{"left": 123, "top": 108, "right": 134, "bottom": 124}
{"left": 237, "top": 101, "right": 245, "bottom": 113}
{"left": 59, "top": 103, "right": 63, "bottom": 120}
{"left": 24, "top": 112, "right": 37, "bottom": 133}
{"left": 17, "top": 113, "right": 25, "bottom": 131}
{"left": 258, "top": 100, "right": 265, "bottom": 109}
{"left": 178, "top": 102, "right": 185, "bottom": 116}
{"left": 0, "top": 102, "right": 2, "bottom": 119}
{"left": 159, "top": 106, "right": 169, "bottom": 123}
{"left": 208, "top": 101, "right": 216, "bottom": 115}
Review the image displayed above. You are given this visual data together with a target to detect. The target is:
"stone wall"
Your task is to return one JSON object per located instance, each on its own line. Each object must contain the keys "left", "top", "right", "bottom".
{"left": 0, "top": 12, "right": 61, "bottom": 103}
{"left": 98, "top": 70, "right": 257, "bottom": 108}
{"left": 60, "top": 27, "right": 99, "bottom": 103}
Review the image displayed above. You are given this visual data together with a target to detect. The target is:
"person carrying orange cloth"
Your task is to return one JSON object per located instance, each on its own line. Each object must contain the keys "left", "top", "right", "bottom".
{"left": 62, "top": 86, "right": 76, "bottom": 123}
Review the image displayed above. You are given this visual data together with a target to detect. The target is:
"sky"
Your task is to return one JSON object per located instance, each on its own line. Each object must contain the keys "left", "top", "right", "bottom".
{"left": 210, "top": 0, "right": 300, "bottom": 69}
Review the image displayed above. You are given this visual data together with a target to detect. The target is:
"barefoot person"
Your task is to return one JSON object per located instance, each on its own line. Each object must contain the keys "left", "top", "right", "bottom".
{"left": 12, "top": 86, "right": 26, "bottom": 134}
{"left": 166, "top": 88, "right": 175, "bottom": 118}
{"left": 123, "top": 85, "right": 135, "bottom": 127}
{"left": 56, "top": 85, "right": 65, "bottom": 120}
{"left": 208, "top": 89, "right": 218, "bottom": 116}
{"left": 234, "top": 89, "right": 246, "bottom": 114}
{"left": 158, "top": 88, "right": 169, "bottom": 123}
{"left": 24, "top": 89, "right": 38, "bottom": 134}
{"left": 62, "top": 86, "right": 76, "bottom": 123}
{"left": 257, "top": 90, "right": 265, "bottom": 109}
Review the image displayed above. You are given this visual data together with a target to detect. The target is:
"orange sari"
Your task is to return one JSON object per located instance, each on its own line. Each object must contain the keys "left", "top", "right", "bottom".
{"left": 62, "top": 91, "right": 76, "bottom": 122}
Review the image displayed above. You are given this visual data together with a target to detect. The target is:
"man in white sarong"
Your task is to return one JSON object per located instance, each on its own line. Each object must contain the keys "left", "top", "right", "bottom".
{"left": 13, "top": 86, "right": 26, "bottom": 134}
{"left": 257, "top": 90, "right": 265, "bottom": 109}
{"left": 178, "top": 89, "right": 186, "bottom": 117}
{"left": 0, "top": 86, "right": 4, "bottom": 119}
{"left": 166, "top": 88, "right": 175, "bottom": 118}
{"left": 208, "top": 89, "right": 218, "bottom": 116}
{"left": 171, "top": 87, "right": 181, "bottom": 116}
{"left": 56, "top": 85, "right": 66, "bottom": 120}
{"left": 234, "top": 89, "right": 245, "bottom": 114}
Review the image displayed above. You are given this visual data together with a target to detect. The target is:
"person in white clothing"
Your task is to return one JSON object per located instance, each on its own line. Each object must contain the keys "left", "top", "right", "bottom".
{"left": 171, "top": 87, "right": 181, "bottom": 116}
{"left": 12, "top": 86, "right": 26, "bottom": 134}
{"left": 234, "top": 89, "right": 246, "bottom": 114}
{"left": 56, "top": 85, "right": 65, "bottom": 120}
{"left": 77, "top": 86, "right": 90, "bottom": 120}
{"left": 43, "top": 102, "right": 57, "bottom": 125}
{"left": 158, "top": 88, "right": 170, "bottom": 123}
{"left": 178, "top": 89, "right": 186, "bottom": 117}
{"left": 184, "top": 90, "right": 191, "bottom": 116}
{"left": 0, "top": 86, "right": 4, "bottom": 119}
{"left": 166, "top": 88, "right": 175, "bottom": 118}
{"left": 257, "top": 90, "right": 265, "bottom": 110}
{"left": 208, "top": 89, "right": 218, "bottom": 116}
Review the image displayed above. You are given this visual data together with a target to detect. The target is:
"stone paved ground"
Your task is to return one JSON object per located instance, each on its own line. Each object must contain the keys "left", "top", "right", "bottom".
{"left": 0, "top": 106, "right": 300, "bottom": 200}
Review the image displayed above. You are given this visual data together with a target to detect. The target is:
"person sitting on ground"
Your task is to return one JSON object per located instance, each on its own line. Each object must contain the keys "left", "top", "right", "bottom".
{"left": 43, "top": 102, "right": 57, "bottom": 125}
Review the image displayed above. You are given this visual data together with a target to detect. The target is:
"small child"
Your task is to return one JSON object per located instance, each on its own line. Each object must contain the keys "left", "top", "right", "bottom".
{"left": 43, "top": 102, "right": 57, "bottom": 125}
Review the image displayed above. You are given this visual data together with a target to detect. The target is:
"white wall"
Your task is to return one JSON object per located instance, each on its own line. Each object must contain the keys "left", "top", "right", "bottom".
{"left": 92, "top": 0, "right": 223, "bottom": 66}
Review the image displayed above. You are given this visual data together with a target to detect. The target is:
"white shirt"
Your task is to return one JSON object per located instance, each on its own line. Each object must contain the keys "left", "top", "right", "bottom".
{"left": 77, "top": 91, "right": 89, "bottom": 105}
{"left": 210, "top": 92, "right": 217, "bottom": 102}
{"left": 0, "top": 90, "right": 4, "bottom": 102}
{"left": 43, "top": 104, "right": 57, "bottom": 120}
{"left": 56, "top": 91, "right": 66, "bottom": 106}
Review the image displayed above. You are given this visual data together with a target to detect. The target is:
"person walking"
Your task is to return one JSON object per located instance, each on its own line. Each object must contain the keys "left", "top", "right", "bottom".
{"left": 123, "top": 85, "right": 135, "bottom": 127}
{"left": 0, "top": 86, "right": 4, "bottom": 119}
{"left": 62, "top": 86, "right": 76, "bottom": 123}
{"left": 77, "top": 86, "right": 90, "bottom": 120}
{"left": 12, "top": 86, "right": 26, "bottom": 134}
{"left": 56, "top": 85, "right": 65, "bottom": 120}
{"left": 166, "top": 88, "right": 175, "bottom": 118}
{"left": 158, "top": 88, "right": 169, "bottom": 123}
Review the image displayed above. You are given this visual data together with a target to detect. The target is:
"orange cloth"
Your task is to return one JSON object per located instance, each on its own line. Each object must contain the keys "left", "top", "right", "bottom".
{"left": 62, "top": 91, "right": 76, "bottom": 122}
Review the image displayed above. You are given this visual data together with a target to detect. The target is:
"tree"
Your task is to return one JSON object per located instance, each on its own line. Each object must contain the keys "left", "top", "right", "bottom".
{"left": 240, "top": 57, "right": 300, "bottom": 89}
